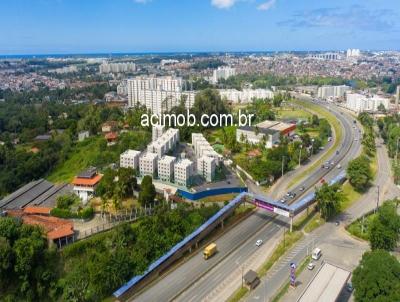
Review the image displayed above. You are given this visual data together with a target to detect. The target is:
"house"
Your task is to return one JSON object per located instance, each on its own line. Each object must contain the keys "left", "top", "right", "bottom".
{"left": 72, "top": 167, "right": 102, "bottom": 204}
{"left": 6, "top": 207, "right": 74, "bottom": 248}
{"left": 30, "top": 147, "right": 40, "bottom": 154}
{"left": 105, "top": 132, "right": 118, "bottom": 145}
{"left": 101, "top": 121, "right": 118, "bottom": 133}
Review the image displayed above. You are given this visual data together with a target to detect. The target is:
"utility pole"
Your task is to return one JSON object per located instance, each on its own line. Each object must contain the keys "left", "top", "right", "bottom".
{"left": 298, "top": 145, "right": 303, "bottom": 168}
{"left": 396, "top": 137, "right": 400, "bottom": 165}
{"left": 376, "top": 185, "right": 380, "bottom": 212}
{"left": 281, "top": 156, "right": 286, "bottom": 178}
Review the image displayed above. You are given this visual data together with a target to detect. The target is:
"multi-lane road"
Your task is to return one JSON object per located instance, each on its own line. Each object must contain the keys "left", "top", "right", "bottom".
{"left": 129, "top": 98, "right": 362, "bottom": 302}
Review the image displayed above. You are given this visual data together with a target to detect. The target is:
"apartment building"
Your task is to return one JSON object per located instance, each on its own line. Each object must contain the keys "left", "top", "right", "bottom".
{"left": 191, "top": 133, "right": 222, "bottom": 163}
{"left": 345, "top": 93, "right": 390, "bottom": 113}
{"left": 99, "top": 62, "right": 136, "bottom": 73}
{"left": 152, "top": 125, "right": 165, "bottom": 141}
{"left": 197, "top": 156, "right": 216, "bottom": 182}
{"left": 219, "top": 88, "right": 274, "bottom": 103}
{"left": 139, "top": 152, "right": 158, "bottom": 177}
{"left": 317, "top": 85, "right": 350, "bottom": 99}
{"left": 120, "top": 150, "right": 141, "bottom": 170}
{"left": 127, "top": 76, "right": 196, "bottom": 114}
{"left": 211, "top": 66, "right": 236, "bottom": 84}
{"left": 147, "top": 128, "right": 179, "bottom": 158}
{"left": 158, "top": 156, "right": 176, "bottom": 182}
{"left": 174, "top": 159, "right": 194, "bottom": 187}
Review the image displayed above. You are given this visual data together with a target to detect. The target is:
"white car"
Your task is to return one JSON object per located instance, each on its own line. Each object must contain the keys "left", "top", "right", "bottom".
{"left": 256, "top": 239, "right": 263, "bottom": 247}
{"left": 307, "top": 262, "right": 315, "bottom": 270}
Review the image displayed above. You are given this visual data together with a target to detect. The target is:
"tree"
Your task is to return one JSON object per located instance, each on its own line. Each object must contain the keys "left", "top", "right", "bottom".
{"left": 118, "top": 167, "right": 137, "bottom": 198}
{"left": 352, "top": 250, "right": 400, "bottom": 302}
{"left": 311, "top": 114, "right": 320, "bottom": 126}
{"left": 347, "top": 155, "right": 372, "bottom": 191}
{"left": 369, "top": 201, "right": 400, "bottom": 251}
{"left": 315, "top": 183, "right": 346, "bottom": 219}
{"left": 138, "top": 175, "right": 156, "bottom": 206}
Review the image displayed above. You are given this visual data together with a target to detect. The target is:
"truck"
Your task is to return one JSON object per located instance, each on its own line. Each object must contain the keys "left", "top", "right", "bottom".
{"left": 203, "top": 243, "right": 217, "bottom": 260}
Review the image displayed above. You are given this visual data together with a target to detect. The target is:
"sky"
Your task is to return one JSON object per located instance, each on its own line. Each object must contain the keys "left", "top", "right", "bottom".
{"left": 0, "top": 0, "right": 399, "bottom": 54}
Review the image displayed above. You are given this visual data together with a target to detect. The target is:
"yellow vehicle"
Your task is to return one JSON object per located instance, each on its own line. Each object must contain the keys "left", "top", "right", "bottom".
{"left": 203, "top": 243, "right": 217, "bottom": 260}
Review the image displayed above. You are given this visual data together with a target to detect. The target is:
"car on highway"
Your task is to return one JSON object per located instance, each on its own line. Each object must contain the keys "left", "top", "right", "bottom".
{"left": 336, "top": 150, "right": 339, "bottom": 155}
{"left": 255, "top": 239, "right": 263, "bottom": 247}
{"left": 279, "top": 198, "right": 286, "bottom": 203}
{"left": 354, "top": 138, "right": 358, "bottom": 141}
{"left": 307, "top": 262, "right": 315, "bottom": 270}
{"left": 337, "top": 164, "right": 341, "bottom": 169}
{"left": 299, "top": 186, "right": 305, "bottom": 191}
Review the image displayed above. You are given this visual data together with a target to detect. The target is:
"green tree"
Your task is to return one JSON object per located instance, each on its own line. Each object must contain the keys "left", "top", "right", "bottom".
{"left": 138, "top": 175, "right": 156, "bottom": 206}
{"left": 352, "top": 250, "right": 400, "bottom": 302}
{"left": 347, "top": 155, "right": 372, "bottom": 191}
{"left": 315, "top": 183, "right": 346, "bottom": 219}
{"left": 369, "top": 201, "right": 400, "bottom": 251}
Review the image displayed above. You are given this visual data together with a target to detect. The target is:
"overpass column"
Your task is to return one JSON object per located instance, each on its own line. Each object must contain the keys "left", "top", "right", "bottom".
{"left": 221, "top": 220, "right": 224, "bottom": 229}
{"left": 290, "top": 216, "right": 293, "bottom": 233}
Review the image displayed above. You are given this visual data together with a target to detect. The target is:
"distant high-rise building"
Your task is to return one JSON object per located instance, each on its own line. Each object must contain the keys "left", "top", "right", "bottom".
{"left": 346, "top": 49, "right": 361, "bottom": 58}
{"left": 99, "top": 62, "right": 136, "bottom": 74}
{"left": 212, "top": 66, "right": 236, "bottom": 84}
{"left": 127, "top": 76, "right": 196, "bottom": 114}
{"left": 317, "top": 85, "right": 350, "bottom": 100}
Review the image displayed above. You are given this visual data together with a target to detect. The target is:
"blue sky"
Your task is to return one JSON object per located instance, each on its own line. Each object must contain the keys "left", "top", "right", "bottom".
{"left": 0, "top": 0, "right": 399, "bottom": 54}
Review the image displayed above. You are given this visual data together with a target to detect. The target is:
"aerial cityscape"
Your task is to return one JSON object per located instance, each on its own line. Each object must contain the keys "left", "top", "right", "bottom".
{"left": 0, "top": 1, "right": 399, "bottom": 302}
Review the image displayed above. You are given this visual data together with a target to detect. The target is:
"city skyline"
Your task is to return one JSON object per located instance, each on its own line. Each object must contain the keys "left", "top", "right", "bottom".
{"left": 0, "top": 0, "right": 399, "bottom": 55}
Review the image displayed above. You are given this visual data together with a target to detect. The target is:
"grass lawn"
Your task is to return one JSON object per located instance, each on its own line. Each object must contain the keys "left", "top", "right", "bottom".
{"left": 287, "top": 99, "right": 343, "bottom": 189}
{"left": 197, "top": 193, "right": 239, "bottom": 203}
{"left": 341, "top": 181, "right": 362, "bottom": 210}
{"left": 274, "top": 107, "right": 312, "bottom": 120}
{"left": 347, "top": 213, "right": 376, "bottom": 241}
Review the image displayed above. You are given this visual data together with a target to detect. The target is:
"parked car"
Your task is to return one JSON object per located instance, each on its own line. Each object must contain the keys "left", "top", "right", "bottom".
{"left": 307, "top": 262, "right": 315, "bottom": 270}
{"left": 256, "top": 239, "right": 263, "bottom": 247}
{"left": 346, "top": 283, "right": 354, "bottom": 292}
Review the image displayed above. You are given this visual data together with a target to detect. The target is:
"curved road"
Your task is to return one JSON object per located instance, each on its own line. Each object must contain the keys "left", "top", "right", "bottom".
{"left": 130, "top": 99, "right": 362, "bottom": 302}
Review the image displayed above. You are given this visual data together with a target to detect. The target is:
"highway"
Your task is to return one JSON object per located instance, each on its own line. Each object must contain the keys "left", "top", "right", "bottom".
{"left": 129, "top": 99, "right": 362, "bottom": 302}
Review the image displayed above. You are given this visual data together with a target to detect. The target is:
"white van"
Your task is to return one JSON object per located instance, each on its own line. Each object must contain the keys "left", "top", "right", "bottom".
{"left": 312, "top": 248, "right": 322, "bottom": 260}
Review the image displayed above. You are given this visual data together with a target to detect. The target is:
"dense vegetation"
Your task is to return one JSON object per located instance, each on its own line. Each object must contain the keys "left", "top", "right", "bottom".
{"left": 378, "top": 113, "right": 400, "bottom": 184}
{"left": 315, "top": 183, "right": 346, "bottom": 219}
{"left": 352, "top": 250, "right": 400, "bottom": 302}
{"left": 346, "top": 113, "right": 375, "bottom": 192}
{"left": 0, "top": 203, "right": 220, "bottom": 301}
{"left": 0, "top": 218, "right": 58, "bottom": 301}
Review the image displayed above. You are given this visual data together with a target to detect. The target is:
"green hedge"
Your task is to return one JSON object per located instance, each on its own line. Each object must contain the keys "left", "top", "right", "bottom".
{"left": 50, "top": 206, "right": 94, "bottom": 220}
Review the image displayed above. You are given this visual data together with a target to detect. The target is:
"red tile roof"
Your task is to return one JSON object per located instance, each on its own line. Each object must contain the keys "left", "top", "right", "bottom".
{"left": 23, "top": 206, "right": 52, "bottom": 215}
{"left": 72, "top": 174, "right": 103, "bottom": 186}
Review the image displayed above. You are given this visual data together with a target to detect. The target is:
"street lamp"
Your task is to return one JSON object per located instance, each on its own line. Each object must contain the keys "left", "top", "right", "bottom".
{"left": 236, "top": 260, "right": 244, "bottom": 288}
{"left": 396, "top": 137, "right": 400, "bottom": 165}
{"left": 375, "top": 185, "right": 380, "bottom": 212}
{"left": 298, "top": 145, "right": 303, "bottom": 168}
{"left": 281, "top": 156, "right": 286, "bottom": 178}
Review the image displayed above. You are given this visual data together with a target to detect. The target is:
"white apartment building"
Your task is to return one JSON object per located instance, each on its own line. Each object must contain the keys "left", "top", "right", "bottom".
{"left": 99, "top": 62, "right": 136, "bottom": 74}
{"left": 152, "top": 125, "right": 165, "bottom": 141}
{"left": 117, "top": 80, "right": 128, "bottom": 95}
{"left": 139, "top": 152, "right": 158, "bottom": 177}
{"left": 197, "top": 156, "right": 216, "bottom": 182}
{"left": 158, "top": 155, "right": 175, "bottom": 182}
{"left": 346, "top": 49, "right": 361, "bottom": 58}
{"left": 120, "top": 150, "right": 141, "bottom": 170}
{"left": 219, "top": 88, "right": 274, "bottom": 103}
{"left": 317, "top": 85, "right": 350, "bottom": 100}
{"left": 345, "top": 93, "right": 390, "bottom": 113}
{"left": 212, "top": 66, "right": 236, "bottom": 84}
{"left": 148, "top": 128, "right": 179, "bottom": 158}
{"left": 191, "top": 133, "right": 222, "bottom": 163}
{"left": 127, "top": 76, "right": 196, "bottom": 114}
{"left": 174, "top": 159, "right": 194, "bottom": 187}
